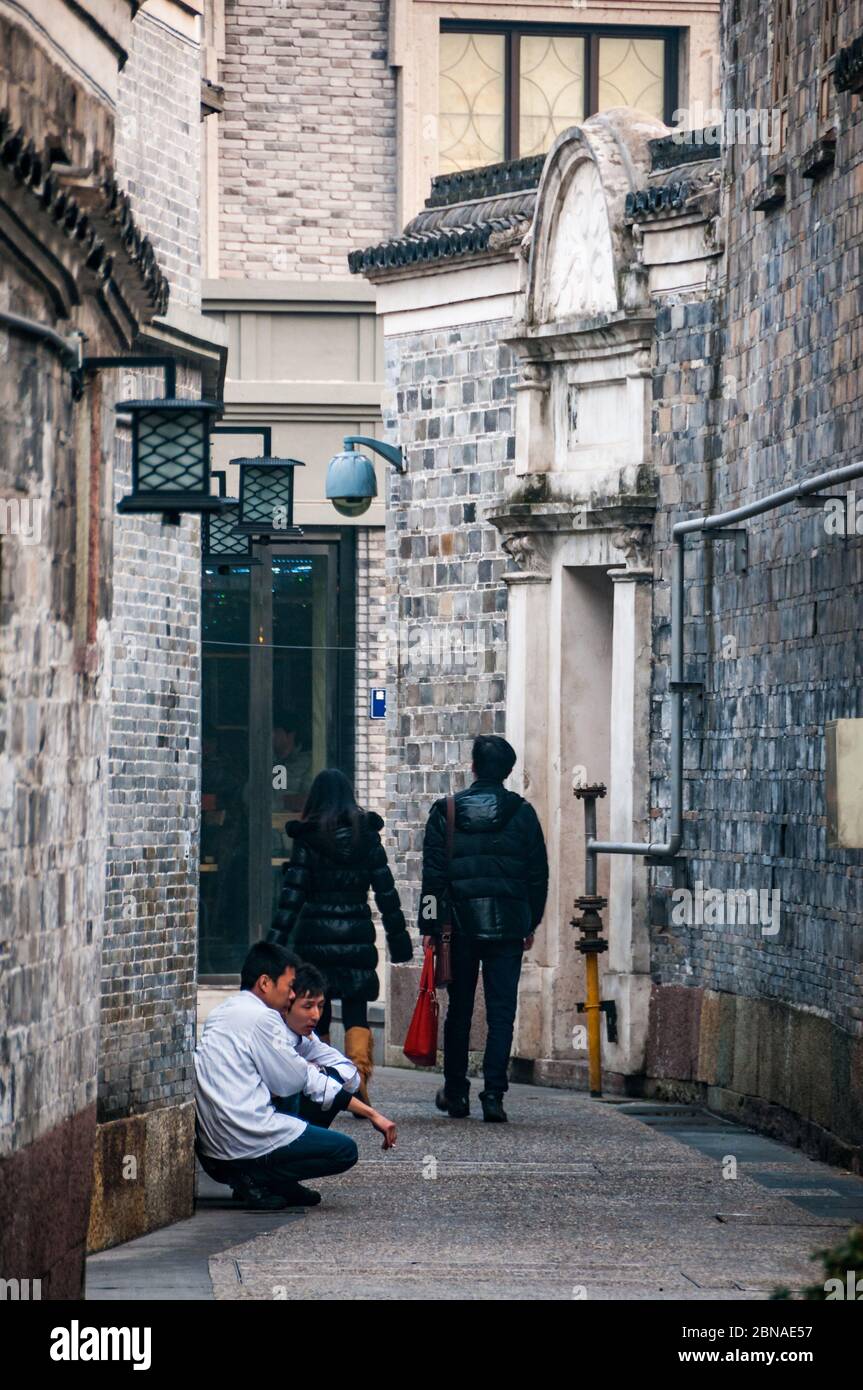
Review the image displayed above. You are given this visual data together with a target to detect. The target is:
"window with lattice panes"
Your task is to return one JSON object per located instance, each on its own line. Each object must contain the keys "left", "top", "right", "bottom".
{"left": 438, "top": 23, "right": 678, "bottom": 175}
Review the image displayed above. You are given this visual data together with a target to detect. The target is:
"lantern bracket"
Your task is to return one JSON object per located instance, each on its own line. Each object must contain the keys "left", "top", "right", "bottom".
{"left": 212, "top": 425, "right": 273, "bottom": 454}
{"left": 73, "top": 354, "right": 178, "bottom": 401}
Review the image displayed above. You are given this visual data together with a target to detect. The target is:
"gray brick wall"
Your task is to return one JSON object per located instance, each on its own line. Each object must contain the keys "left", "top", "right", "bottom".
{"left": 219, "top": 0, "right": 397, "bottom": 279}
{"left": 0, "top": 9, "right": 121, "bottom": 1166}
{"left": 0, "top": 329, "right": 106, "bottom": 1155}
{"left": 355, "top": 524, "right": 387, "bottom": 814}
{"left": 99, "top": 16, "right": 205, "bottom": 1122}
{"left": 116, "top": 12, "right": 202, "bottom": 309}
{"left": 646, "top": 0, "right": 863, "bottom": 1037}
{"left": 0, "top": 9, "right": 122, "bottom": 1291}
{"left": 355, "top": 524, "right": 389, "bottom": 958}
{"left": 383, "top": 320, "right": 515, "bottom": 927}
{"left": 99, "top": 366, "right": 202, "bottom": 1121}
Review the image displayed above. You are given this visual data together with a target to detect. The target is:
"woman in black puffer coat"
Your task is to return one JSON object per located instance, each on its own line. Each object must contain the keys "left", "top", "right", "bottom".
{"left": 269, "top": 768, "right": 413, "bottom": 1105}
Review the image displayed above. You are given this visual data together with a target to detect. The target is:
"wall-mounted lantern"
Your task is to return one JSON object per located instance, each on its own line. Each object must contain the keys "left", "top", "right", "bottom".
{"left": 202, "top": 471, "right": 258, "bottom": 568}
{"left": 118, "top": 397, "right": 224, "bottom": 520}
{"left": 72, "top": 354, "right": 224, "bottom": 523}
{"left": 325, "top": 435, "right": 405, "bottom": 517}
{"left": 234, "top": 457, "right": 304, "bottom": 538}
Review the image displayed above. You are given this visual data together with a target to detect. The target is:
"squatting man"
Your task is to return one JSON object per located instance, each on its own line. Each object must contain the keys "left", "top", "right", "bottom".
{"left": 194, "top": 944, "right": 397, "bottom": 1209}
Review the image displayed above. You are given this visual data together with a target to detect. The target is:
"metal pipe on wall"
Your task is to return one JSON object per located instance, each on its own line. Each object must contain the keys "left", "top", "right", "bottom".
{"left": 589, "top": 457, "right": 863, "bottom": 863}
{"left": 0, "top": 310, "right": 82, "bottom": 365}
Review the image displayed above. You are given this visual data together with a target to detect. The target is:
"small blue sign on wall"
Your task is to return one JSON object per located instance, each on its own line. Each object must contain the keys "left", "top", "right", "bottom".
{"left": 370, "top": 687, "right": 386, "bottom": 720}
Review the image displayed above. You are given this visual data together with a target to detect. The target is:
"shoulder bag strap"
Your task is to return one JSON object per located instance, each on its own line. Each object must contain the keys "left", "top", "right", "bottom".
{"left": 434, "top": 795, "right": 457, "bottom": 989}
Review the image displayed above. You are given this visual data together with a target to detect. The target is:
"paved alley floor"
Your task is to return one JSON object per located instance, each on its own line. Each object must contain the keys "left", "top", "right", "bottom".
{"left": 87, "top": 1066, "right": 863, "bottom": 1301}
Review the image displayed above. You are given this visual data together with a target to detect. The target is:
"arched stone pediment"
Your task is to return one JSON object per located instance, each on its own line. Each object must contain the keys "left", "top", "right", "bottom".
{"left": 545, "top": 157, "right": 616, "bottom": 321}
{"left": 523, "top": 108, "right": 668, "bottom": 329}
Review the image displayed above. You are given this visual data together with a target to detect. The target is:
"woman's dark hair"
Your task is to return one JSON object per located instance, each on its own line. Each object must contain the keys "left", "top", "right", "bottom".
{"left": 241, "top": 941, "right": 300, "bottom": 991}
{"left": 301, "top": 768, "right": 364, "bottom": 847}
{"left": 472, "top": 735, "right": 517, "bottom": 782}
{"left": 292, "top": 962, "right": 328, "bottom": 999}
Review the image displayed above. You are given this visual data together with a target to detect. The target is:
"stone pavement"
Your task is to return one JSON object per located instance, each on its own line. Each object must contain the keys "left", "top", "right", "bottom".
{"left": 87, "top": 1066, "right": 863, "bottom": 1302}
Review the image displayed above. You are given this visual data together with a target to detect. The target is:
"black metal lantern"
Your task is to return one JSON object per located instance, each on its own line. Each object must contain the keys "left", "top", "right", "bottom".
{"left": 117, "top": 397, "right": 224, "bottom": 518}
{"left": 202, "top": 503, "right": 259, "bottom": 568}
{"left": 234, "top": 457, "right": 304, "bottom": 537}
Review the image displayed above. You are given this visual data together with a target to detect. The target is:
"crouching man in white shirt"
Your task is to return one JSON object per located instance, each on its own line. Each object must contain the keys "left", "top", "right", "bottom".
{"left": 195, "top": 943, "right": 396, "bottom": 1210}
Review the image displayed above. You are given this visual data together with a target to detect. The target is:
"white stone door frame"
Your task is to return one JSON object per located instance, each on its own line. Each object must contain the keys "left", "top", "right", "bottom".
{"left": 494, "top": 516, "right": 654, "bottom": 1083}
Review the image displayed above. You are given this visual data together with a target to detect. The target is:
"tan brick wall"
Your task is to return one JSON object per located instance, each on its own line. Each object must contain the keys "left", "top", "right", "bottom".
{"left": 219, "top": 0, "right": 397, "bottom": 280}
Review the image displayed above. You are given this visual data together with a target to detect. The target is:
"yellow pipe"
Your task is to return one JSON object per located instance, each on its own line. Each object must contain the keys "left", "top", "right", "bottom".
{"left": 584, "top": 952, "right": 602, "bottom": 1096}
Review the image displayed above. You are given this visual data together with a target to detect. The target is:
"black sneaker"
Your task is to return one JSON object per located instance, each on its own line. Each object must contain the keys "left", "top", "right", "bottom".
{"left": 479, "top": 1090, "right": 508, "bottom": 1123}
{"left": 232, "top": 1184, "right": 289, "bottom": 1210}
{"left": 276, "top": 1183, "right": 322, "bottom": 1207}
{"left": 435, "top": 1086, "right": 470, "bottom": 1118}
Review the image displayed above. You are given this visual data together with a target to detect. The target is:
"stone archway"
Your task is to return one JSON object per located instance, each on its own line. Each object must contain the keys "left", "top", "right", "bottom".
{"left": 490, "top": 109, "right": 667, "bottom": 1088}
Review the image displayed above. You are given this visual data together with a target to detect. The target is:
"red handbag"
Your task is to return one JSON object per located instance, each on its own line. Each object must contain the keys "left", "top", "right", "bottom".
{"left": 403, "top": 945, "right": 439, "bottom": 1066}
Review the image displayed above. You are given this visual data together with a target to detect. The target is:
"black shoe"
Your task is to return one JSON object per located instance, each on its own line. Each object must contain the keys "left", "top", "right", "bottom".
{"left": 232, "top": 1183, "right": 289, "bottom": 1210}
{"left": 479, "top": 1090, "right": 508, "bottom": 1123}
{"left": 435, "top": 1085, "right": 470, "bottom": 1118}
{"left": 275, "top": 1183, "right": 322, "bottom": 1207}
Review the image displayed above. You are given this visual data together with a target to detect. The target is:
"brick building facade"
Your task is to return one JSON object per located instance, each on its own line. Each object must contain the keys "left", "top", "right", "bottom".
{"left": 87, "top": 1, "right": 214, "bottom": 1254}
{"left": 354, "top": 2, "right": 863, "bottom": 1166}
{"left": 0, "top": 0, "right": 227, "bottom": 1292}
{"left": 197, "top": 1, "right": 723, "bottom": 997}
{"left": 640, "top": 0, "right": 863, "bottom": 1164}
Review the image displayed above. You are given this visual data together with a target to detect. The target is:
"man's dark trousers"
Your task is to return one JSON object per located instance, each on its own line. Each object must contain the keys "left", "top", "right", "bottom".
{"left": 443, "top": 934, "right": 524, "bottom": 1094}
{"left": 197, "top": 1092, "right": 357, "bottom": 1195}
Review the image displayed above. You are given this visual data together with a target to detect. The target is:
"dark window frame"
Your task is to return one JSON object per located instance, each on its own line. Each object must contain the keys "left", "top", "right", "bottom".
{"left": 440, "top": 19, "right": 680, "bottom": 162}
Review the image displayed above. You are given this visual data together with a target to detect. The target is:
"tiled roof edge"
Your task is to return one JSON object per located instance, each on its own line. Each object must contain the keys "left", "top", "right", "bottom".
{"left": 425, "top": 154, "right": 546, "bottom": 207}
{"left": 0, "top": 108, "right": 170, "bottom": 320}
{"left": 624, "top": 177, "right": 720, "bottom": 221}
{"left": 649, "top": 131, "right": 722, "bottom": 172}
{"left": 348, "top": 214, "right": 529, "bottom": 275}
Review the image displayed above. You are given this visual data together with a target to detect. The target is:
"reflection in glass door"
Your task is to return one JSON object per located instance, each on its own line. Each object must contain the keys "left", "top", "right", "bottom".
{"left": 200, "top": 535, "right": 354, "bottom": 975}
{"left": 200, "top": 567, "right": 251, "bottom": 976}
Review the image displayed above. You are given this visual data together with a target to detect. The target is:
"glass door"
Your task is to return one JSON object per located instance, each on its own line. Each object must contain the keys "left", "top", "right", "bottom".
{"left": 200, "top": 563, "right": 252, "bottom": 977}
{"left": 200, "top": 534, "right": 354, "bottom": 975}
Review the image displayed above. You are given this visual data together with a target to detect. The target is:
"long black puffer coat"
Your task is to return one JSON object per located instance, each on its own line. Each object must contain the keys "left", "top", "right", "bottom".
{"left": 269, "top": 811, "right": 413, "bottom": 1000}
{"left": 420, "top": 779, "right": 549, "bottom": 943}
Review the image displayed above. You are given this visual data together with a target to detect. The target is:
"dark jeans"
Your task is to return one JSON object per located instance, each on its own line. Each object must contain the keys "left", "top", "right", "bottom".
{"left": 197, "top": 1107, "right": 357, "bottom": 1195}
{"left": 443, "top": 935, "right": 524, "bottom": 1095}
{"left": 272, "top": 1083, "right": 346, "bottom": 1128}
{"left": 318, "top": 994, "right": 368, "bottom": 1035}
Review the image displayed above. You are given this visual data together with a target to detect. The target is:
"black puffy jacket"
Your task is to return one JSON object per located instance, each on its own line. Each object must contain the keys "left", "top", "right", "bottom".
{"left": 420, "top": 779, "right": 549, "bottom": 943}
{"left": 269, "top": 811, "right": 413, "bottom": 1000}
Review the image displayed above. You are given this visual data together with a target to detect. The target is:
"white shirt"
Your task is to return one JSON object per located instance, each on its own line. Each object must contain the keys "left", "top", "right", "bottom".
{"left": 194, "top": 991, "right": 346, "bottom": 1160}
{"left": 284, "top": 1026, "right": 361, "bottom": 1103}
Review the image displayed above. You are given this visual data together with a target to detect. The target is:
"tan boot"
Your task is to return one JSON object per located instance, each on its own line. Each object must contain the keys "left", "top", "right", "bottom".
{"left": 345, "top": 1026, "right": 374, "bottom": 1108}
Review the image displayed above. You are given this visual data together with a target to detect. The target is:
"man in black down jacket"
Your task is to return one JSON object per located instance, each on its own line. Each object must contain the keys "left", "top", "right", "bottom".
{"left": 420, "top": 735, "right": 548, "bottom": 1122}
